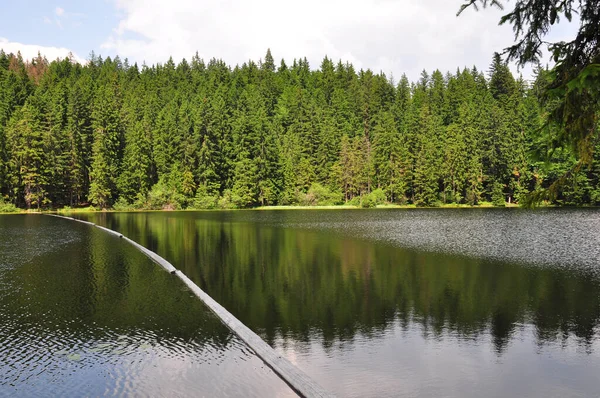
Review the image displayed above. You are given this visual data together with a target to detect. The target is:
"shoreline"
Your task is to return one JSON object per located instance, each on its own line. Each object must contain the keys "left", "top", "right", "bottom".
{"left": 1, "top": 202, "right": 573, "bottom": 215}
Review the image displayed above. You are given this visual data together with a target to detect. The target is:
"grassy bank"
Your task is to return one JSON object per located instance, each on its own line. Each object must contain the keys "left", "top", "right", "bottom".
{"left": 0, "top": 202, "right": 530, "bottom": 215}
{"left": 255, "top": 202, "right": 522, "bottom": 210}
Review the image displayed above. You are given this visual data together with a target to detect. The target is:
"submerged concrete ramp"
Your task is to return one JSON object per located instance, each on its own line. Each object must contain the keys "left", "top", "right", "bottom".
{"left": 47, "top": 214, "right": 333, "bottom": 398}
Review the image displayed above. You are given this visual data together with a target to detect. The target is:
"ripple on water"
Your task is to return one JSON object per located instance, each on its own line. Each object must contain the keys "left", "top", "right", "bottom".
{"left": 284, "top": 209, "right": 600, "bottom": 274}
{"left": 71, "top": 209, "right": 600, "bottom": 397}
{"left": 0, "top": 215, "right": 294, "bottom": 397}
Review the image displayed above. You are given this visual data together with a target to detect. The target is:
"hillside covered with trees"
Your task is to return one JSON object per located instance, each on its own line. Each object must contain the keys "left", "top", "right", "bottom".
{"left": 0, "top": 49, "right": 598, "bottom": 210}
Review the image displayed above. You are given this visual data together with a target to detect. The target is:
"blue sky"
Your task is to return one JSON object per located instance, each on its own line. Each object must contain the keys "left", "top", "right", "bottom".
{"left": 1, "top": 1, "right": 118, "bottom": 62}
{"left": 0, "top": 0, "right": 580, "bottom": 81}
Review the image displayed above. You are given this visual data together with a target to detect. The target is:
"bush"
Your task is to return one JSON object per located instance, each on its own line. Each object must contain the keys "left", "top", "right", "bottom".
{"left": 591, "top": 189, "right": 600, "bottom": 206}
{"left": 348, "top": 196, "right": 361, "bottom": 206}
{"left": 193, "top": 189, "right": 219, "bottom": 209}
{"left": 132, "top": 192, "right": 147, "bottom": 210}
{"left": 0, "top": 198, "right": 18, "bottom": 213}
{"left": 392, "top": 192, "right": 409, "bottom": 205}
{"left": 353, "top": 189, "right": 388, "bottom": 208}
{"left": 217, "top": 190, "right": 236, "bottom": 209}
{"left": 361, "top": 195, "right": 376, "bottom": 208}
{"left": 112, "top": 197, "right": 135, "bottom": 211}
{"left": 367, "top": 188, "right": 386, "bottom": 206}
{"left": 299, "top": 183, "right": 343, "bottom": 206}
{"left": 147, "top": 179, "right": 187, "bottom": 210}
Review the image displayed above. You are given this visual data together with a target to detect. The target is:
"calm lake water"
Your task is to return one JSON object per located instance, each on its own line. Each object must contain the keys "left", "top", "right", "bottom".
{"left": 0, "top": 215, "right": 293, "bottom": 397}
{"left": 74, "top": 208, "right": 600, "bottom": 398}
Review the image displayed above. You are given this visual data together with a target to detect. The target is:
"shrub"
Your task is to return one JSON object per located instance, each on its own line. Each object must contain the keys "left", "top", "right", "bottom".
{"left": 299, "top": 183, "right": 343, "bottom": 206}
{"left": 132, "top": 192, "right": 147, "bottom": 210}
{"left": 217, "top": 190, "right": 236, "bottom": 209}
{"left": 361, "top": 195, "right": 376, "bottom": 208}
{"left": 591, "top": 189, "right": 600, "bottom": 206}
{"left": 112, "top": 197, "right": 135, "bottom": 211}
{"left": 193, "top": 189, "right": 219, "bottom": 209}
{"left": 367, "top": 188, "right": 387, "bottom": 206}
{"left": 147, "top": 179, "right": 186, "bottom": 210}
{"left": 348, "top": 196, "right": 361, "bottom": 206}
{"left": 392, "top": 193, "right": 409, "bottom": 205}
{"left": 0, "top": 198, "right": 18, "bottom": 213}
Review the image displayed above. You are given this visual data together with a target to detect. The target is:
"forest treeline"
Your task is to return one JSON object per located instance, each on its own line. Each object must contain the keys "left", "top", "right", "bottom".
{"left": 0, "top": 49, "right": 599, "bottom": 210}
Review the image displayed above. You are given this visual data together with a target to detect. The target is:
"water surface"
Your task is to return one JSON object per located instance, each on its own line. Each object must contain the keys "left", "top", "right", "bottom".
{"left": 76, "top": 209, "right": 600, "bottom": 397}
{"left": 0, "top": 214, "right": 293, "bottom": 397}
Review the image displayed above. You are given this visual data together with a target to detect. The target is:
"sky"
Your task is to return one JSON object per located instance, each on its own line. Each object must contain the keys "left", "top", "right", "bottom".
{"left": 0, "top": 0, "right": 579, "bottom": 81}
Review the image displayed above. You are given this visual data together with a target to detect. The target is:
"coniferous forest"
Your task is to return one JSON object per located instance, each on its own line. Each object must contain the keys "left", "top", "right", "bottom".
{"left": 1, "top": 49, "right": 599, "bottom": 210}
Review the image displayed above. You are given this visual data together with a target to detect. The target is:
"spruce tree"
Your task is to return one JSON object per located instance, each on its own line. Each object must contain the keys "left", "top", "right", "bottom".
{"left": 0, "top": 50, "right": 593, "bottom": 209}
{"left": 6, "top": 100, "right": 48, "bottom": 209}
{"left": 89, "top": 77, "right": 123, "bottom": 208}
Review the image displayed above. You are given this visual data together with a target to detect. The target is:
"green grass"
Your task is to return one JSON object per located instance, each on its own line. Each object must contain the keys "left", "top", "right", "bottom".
{"left": 0, "top": 201, "right": 554, "bottom": 215}
{"left": 57, "top": 206, "right": 99, "bottom": 213}
{"left": 255, "top": 205, "right": 359, "bottom": 210}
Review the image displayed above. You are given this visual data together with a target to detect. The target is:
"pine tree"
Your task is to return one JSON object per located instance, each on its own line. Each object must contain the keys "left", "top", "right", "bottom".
{"left": 194, "top": 91, "right": 220, "bottom": 199}
{"left": 65, "top": 74, "right": 94, "bottom": 205}
{"left": 489, "top": 53, "right": 517, "bottom": 103}
{"left": 6, "top": 100, "right": 48, "bottom": 209}
{"left": 89, "top": 77, "right": 123, "bottom": 208}
{"left": 373, "top": 111, "right": 402, "bottom": 201}
{"left": 332, "top": 135, "right": 355, "bottom": 202}
{"left": 412, "top": 104, "right": 442, "bottom": 206}
{"left": 231, "top": 152, "right": 258, "bottom": 207}
{"left": 44, "top": 80, "right": 70, "bottom": 205}
{"left": 231, "top": 85, "right": 278, "bottom": 206}
{"left": 0, "top": 50, "right": 592, "bottom": 209}
{"left": 153, "top": 98, "right": 180, "bottom": 179}
{"left": 0, "top": 54, "right": 34, "bottom": 200}
{"left": 118, "top": 119, "right": 153, "bottom": 203}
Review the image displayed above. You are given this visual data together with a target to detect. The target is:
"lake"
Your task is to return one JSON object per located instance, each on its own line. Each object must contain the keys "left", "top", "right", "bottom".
{"left": 0, "top": 214, "right": 294, "bottom": 397}
{"left": 70, "top": 208, "right": 600, "bottom": 397}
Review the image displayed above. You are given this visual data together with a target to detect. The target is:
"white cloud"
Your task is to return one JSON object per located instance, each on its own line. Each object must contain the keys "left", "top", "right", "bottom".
{"left": 47, "top": 6, "right": 85, "bottom": 30}
{"left": 103, "top": 0, "right": 578, "bottom": 81}
{"left": 0, "top": 37, "right": 85, "bottom": 64}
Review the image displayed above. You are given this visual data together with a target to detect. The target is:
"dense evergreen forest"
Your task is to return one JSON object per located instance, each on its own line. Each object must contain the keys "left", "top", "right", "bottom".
{"left": 0, "top": 49, "right": 599, "bottom": 210}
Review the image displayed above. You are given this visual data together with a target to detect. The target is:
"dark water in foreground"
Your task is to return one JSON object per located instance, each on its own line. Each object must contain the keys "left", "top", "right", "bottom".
{"left": 0, "top": 215, "right": 293, "bottom": 397}
{"left": 76, "top": 208, "right": 600, "bottom": 397}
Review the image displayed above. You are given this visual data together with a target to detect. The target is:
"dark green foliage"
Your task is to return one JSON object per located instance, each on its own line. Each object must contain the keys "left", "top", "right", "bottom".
{"left": 411, "top": 101, "right": 443, "bottom": 206}
{"left": 89, "top": 75, "right": 123, "bottom": 208}
{"left": 0, "top": 49, "right": 597, "bottom": 209}
{"left": 460, "top": 0, "right": 600, "bottom": 197}
{"left": 65, "top": 74, "right": 94, "bottom": 205}
{"left": 6, "top": 101, "right": 48, "bottom": 208}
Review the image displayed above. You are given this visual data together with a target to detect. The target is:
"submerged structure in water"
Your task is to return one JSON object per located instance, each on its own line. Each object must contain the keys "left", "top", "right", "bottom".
{"left": 0, "top": 214, "right": 298, "bottom": 397}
